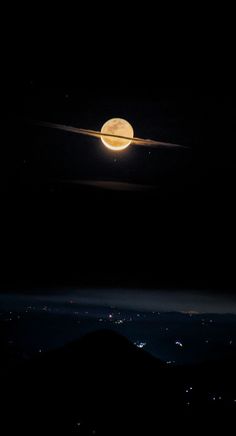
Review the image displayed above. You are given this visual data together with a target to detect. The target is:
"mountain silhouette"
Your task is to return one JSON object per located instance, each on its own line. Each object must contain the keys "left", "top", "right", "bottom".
{"left": 1, "top": 330, "right": 235, "bottom": 435}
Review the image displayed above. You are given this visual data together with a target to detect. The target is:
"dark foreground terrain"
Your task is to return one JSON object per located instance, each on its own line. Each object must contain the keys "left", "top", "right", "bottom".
{"left": 1, "top": 329, "right": 235, "bottom": 435}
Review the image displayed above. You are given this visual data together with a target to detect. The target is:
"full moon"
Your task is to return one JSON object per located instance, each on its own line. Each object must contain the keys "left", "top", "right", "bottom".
{"left": 101, "top": 118, "right": 134, "bottom": 151}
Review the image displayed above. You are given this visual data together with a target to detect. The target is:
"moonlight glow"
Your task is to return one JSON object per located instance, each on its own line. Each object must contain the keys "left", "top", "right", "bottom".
{"left": 101, "top": 118, "right": 134, "bottom": 151}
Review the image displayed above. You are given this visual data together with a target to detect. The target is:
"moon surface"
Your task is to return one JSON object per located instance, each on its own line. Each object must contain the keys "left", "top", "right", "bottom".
{"left": 101, "top": 118, "right": 134, "bottom": 151}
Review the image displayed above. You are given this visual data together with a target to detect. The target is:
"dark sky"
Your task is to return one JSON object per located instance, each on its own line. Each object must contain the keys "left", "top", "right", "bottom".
{"left": 1, "top": 8, "right": 235, "bottom": 293}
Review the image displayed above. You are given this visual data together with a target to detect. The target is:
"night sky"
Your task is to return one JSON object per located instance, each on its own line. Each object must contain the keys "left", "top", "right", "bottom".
{"left": 2, "top": 7, "right": 235, "bottom": 293}
{"left": 1, "top": 7, "right": 236, "bottom": 434}
{"left": 1, "top": 80, "right": 235, "bottom": 291}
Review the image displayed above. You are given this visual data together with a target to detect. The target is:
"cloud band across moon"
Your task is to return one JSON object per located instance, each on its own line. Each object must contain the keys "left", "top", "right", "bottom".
{"left": 32, "top": 120, "right": 187, "bottom": 149}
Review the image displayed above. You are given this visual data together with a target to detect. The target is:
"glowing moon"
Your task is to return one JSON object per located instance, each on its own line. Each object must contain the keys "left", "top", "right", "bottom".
{"left": 101, "top": 118, "right": 134, "bottom": 151}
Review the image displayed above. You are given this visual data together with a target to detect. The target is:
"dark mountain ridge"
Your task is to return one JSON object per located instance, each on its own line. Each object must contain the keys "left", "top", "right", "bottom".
{"left": 1, "top": 330, "right": 235, "bottom": 434}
